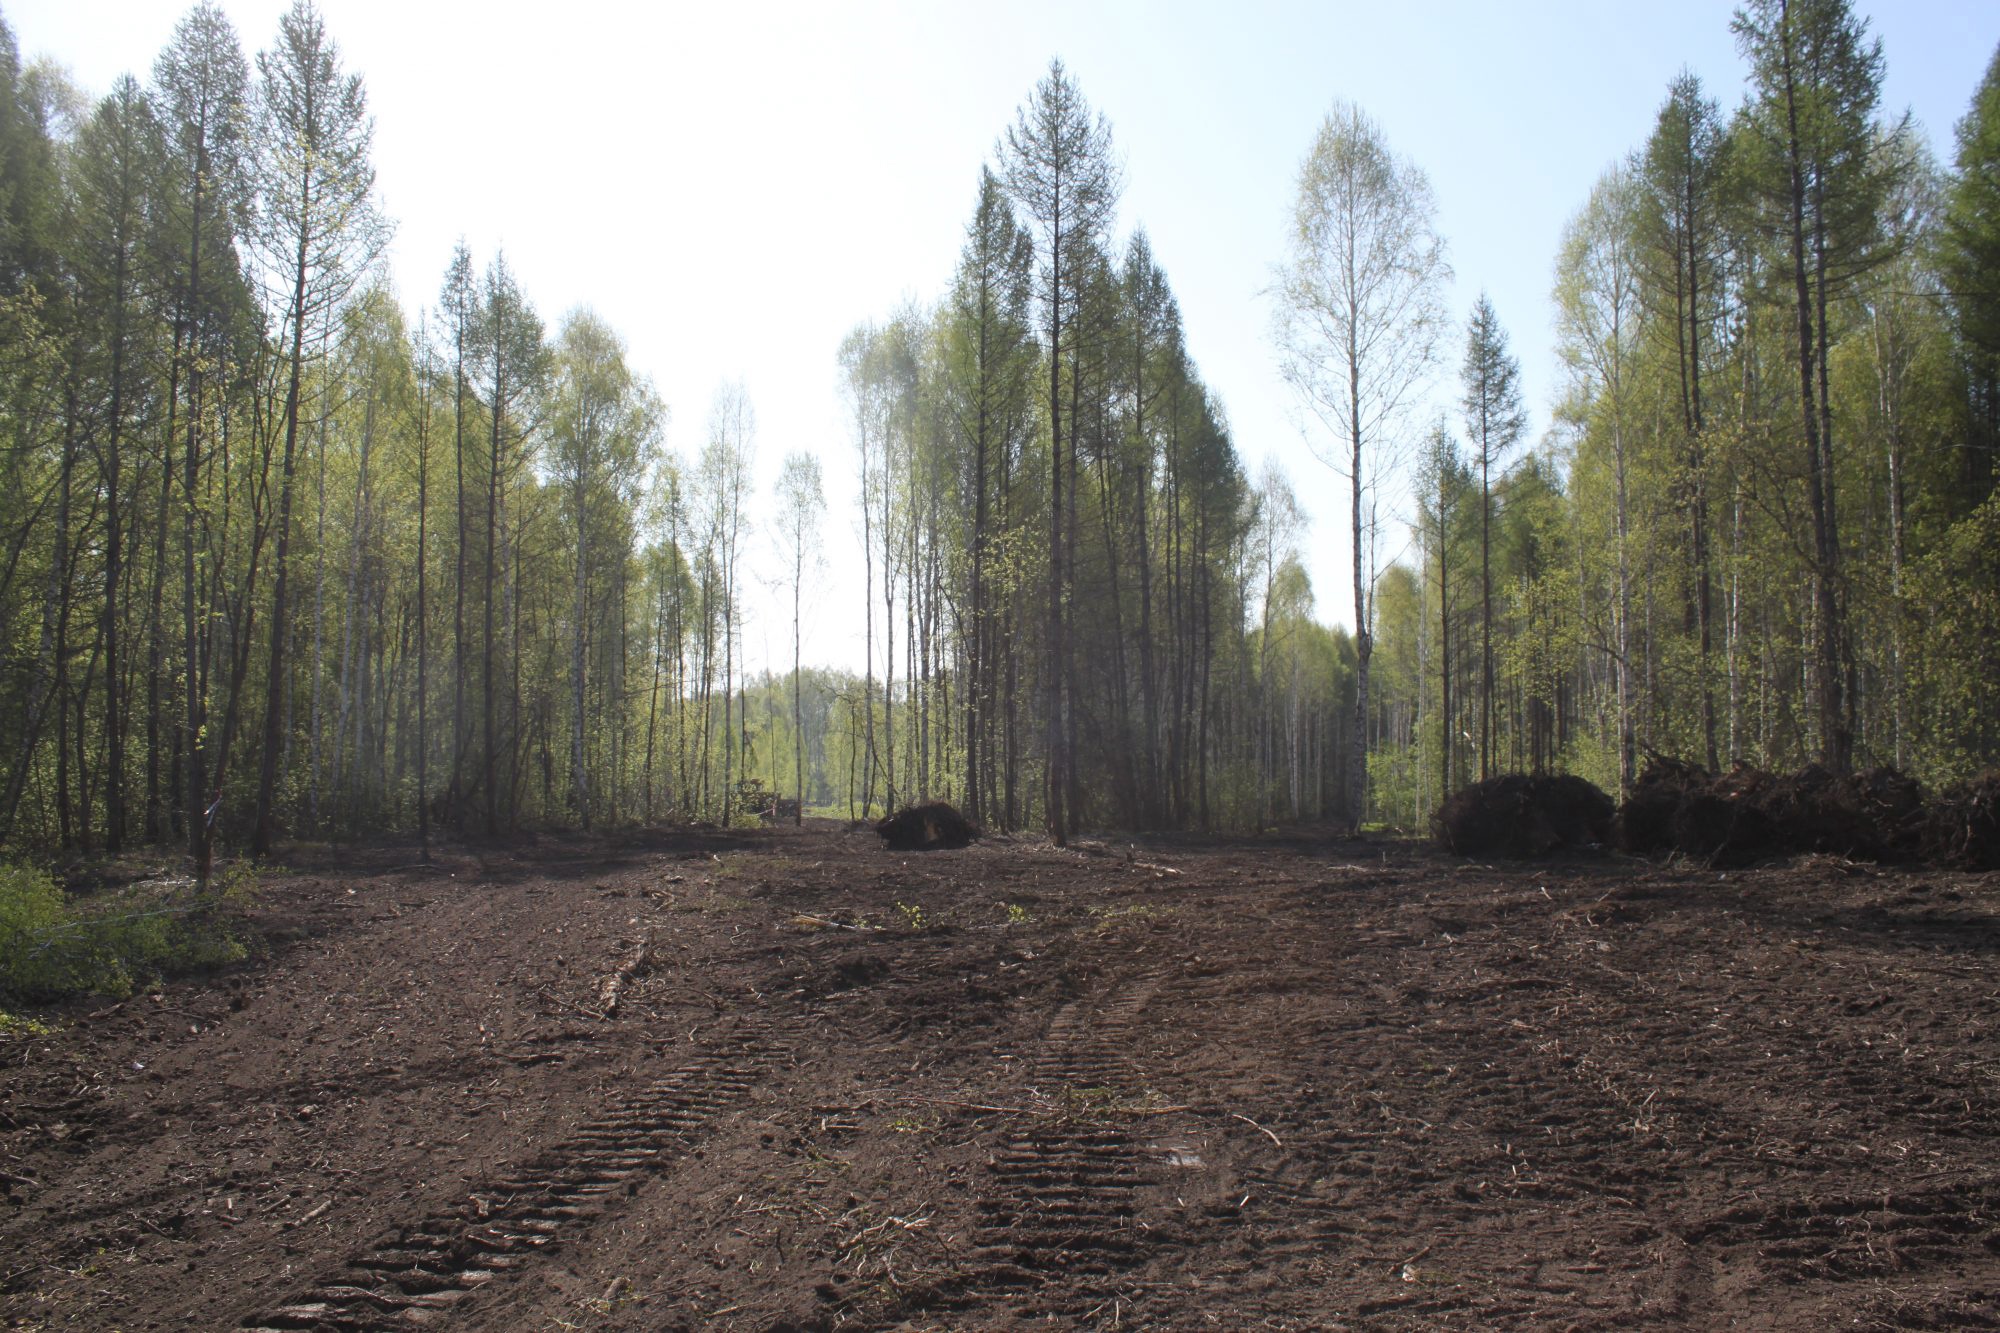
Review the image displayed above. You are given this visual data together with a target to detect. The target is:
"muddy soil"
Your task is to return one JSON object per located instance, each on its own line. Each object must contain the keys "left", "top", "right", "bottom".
{"left": 3, "top": 826, "right": 1998, "bottom": 1331}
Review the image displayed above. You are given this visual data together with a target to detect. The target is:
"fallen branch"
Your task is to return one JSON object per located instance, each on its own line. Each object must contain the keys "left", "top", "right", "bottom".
{"left": 283, "top": 1198, "right": 333, "bottom": 1229}
{"left": 790, "top": 914, "right": 882, "bottom": 932}
{"left": 597, "top": 932, "right": 653, "bottom": 1018}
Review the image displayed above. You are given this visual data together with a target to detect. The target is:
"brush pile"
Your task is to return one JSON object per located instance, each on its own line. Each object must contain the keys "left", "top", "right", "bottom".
{"left": 1433, "top": 774, "right": 1615, "bottom": 858}
{"left": 1922, "top": 771, "right": 2000, "bottom": 871}
{"left": 1615, "top": 758, "right": 1929, "bottom": 866}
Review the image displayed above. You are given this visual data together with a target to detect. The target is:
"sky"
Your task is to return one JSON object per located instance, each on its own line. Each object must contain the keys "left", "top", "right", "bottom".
{"left": 8, "top": 0, "right": 1995, "bottom": 679}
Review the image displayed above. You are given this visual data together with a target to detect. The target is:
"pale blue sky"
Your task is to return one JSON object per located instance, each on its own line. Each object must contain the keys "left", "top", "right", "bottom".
{"left": 9, "top": 0, "right": 1994, "bottom": 674}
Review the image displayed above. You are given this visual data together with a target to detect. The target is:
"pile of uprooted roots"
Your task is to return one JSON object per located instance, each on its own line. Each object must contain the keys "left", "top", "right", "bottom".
{"left": 1433, "top": 761, "right": 1998, "bottom": 870}
{"left": 1615, "top": 757, "right": 1944, "bottom": 867}
{"left": 874, "top": 801, "right": 981, "bottom": 851}
{"left": 1432, "top": 774, "right": 1615, "bottom": 858}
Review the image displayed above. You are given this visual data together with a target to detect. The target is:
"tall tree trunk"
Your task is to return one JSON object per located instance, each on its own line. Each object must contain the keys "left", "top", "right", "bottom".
{"left": 251, "top": 216, "right": 315, "bottom": 858}
{"left": 1777, "top": 7, "right": 1849, "bottom": 775}
{"left": 416, "top": 364, "right": 430, "bottom": 857}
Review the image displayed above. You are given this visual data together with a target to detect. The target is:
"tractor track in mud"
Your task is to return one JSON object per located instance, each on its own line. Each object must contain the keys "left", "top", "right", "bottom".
{"left": 242, "top": 1010, "right": 803, "bottom": 1330}
{"left": 919, "top": 977, "right": 1176, "bottom": 1326}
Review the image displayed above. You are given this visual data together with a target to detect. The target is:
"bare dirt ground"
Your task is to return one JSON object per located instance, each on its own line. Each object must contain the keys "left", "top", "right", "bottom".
{"left": 3, "top": 824, "right": 1999, "bottom": 1331}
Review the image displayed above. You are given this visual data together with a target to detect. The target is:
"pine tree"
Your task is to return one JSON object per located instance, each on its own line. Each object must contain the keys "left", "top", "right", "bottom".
{"left": 1001, "top": 58, "right": 1119, "bottom": 847}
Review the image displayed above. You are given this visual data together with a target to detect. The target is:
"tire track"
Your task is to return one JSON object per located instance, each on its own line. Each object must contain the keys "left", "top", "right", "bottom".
{"left": 918, "top": 977, "right": 1178, "bottom": 1327}
{"left": 239, "top": 1012, "right": 798, "bottom": 1331}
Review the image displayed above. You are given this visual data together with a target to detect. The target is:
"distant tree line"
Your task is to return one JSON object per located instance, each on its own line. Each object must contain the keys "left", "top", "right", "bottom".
{"left": 0, "top": 1, "right": 1994, "bottom": 861}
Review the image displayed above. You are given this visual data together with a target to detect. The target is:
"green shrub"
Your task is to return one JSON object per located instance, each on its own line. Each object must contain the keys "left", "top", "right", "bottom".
{"left": 0, "top": 861, "right": 253, "bottom": 1003}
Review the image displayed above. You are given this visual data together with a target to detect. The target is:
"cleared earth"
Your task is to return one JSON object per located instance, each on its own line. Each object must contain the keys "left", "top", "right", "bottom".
{"left": 3, "top": 825, "right": 1998, "bottom": 1330}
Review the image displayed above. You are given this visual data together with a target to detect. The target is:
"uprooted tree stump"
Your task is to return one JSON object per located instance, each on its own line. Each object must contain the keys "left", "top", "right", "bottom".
{"left": 1616, "top": 758, "right": 1928, "bottom": 866}
{"left": 1432, "top": 774, "right": 1614, "bottom": 858}
{"left": 1924, "top": 771, "right": 2000, "bottom": 871}
{"left": 875, "top": 801, "right": 980, "bottom": 851}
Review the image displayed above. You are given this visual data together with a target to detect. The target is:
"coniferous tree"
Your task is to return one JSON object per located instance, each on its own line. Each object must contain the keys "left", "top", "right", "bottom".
{"left": 151, "top": 1, "right": 249, "bottom": 862}
{"left": 1732, "top": 0, "right": 1901, "bottom": 775}
{"left": 250, "top": 0, "right": 387, "bottom": 855}
{"left": 1460, "top": 294, "right": 1526, "bottom": 780}
{"left": 1001, "top": 58, "right": 1119, "bottom": 847}
{"left": 1640, "top": 72, "right": 1727, "bottom": 767}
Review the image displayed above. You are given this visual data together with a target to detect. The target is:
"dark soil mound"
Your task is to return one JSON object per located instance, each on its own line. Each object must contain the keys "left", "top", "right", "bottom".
{"left": 1617, "top": 759, "right": 1927, "bottom": 865}
{"left": 1924, "top": 771, "right": 2000, "bottom": 871}
{"left": 1615, "top": 755, "right": 1703, "bottom": 854}
{"left": 874, "top": 801, "right": 980, "bottom": 851}
{"left": 1433, "top": 774, "right": 1614, "bottom": 858}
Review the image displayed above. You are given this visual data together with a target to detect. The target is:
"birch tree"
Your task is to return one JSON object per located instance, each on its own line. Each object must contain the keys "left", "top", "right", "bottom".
{"left": 1555, "top": 165, "right": 1642, "bottom": 793}
{"left": 774, "top": 452, "right": 825, "bottom": 824}
{"left": 549, "top": 309, "right": 658, "bottom": 829}
{"left": 1274, "top": 101, "right": 1449, "bottom": 828}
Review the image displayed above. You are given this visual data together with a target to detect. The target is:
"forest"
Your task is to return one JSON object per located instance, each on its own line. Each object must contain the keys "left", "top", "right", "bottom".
{"left": 0, "top": 0, "right": 1995, "bottom": 864}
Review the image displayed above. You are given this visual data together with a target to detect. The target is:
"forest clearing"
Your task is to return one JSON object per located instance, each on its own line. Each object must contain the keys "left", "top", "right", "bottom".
{"left": 4, "top": 825, "right": 1998, "bottom": 1331}
{"left": 4, "top": 2, "right": 2000, "bottom": 1328}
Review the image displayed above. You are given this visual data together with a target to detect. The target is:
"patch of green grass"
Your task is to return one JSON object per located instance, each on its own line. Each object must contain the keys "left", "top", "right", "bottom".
{"left": 1087, "top": 902, "right": 1171, "bottom": 933}
{"left": 1052, "top": 1082, "right": 1177, "bottom": 1122}
{"left": 894, "top": 901, "right": 929, "bottom": 931}
{"left": 999, "top": 901, "right": 1031, "bottom": 925}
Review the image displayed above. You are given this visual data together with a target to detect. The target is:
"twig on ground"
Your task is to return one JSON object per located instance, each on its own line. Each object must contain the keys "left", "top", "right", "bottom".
{"left": 283, "top": 1199, "right": 333, "bottom": 1229}
{"left": 536, "top": 987, "right": 608, "bottom": 1022}
{"left": 1393, "top": 1241, "right": 1433, "bottom": 1275}
{"left": 789, "top": 914, "right": 882, "bottom": 932}
{"left": 1232, "top": 1112, "right": 1283, "bottom": 1147}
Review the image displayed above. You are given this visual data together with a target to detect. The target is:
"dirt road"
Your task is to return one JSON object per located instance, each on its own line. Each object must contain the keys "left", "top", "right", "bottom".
{"left": 4, "top": 826, "right": 1998, "bottom": 1329}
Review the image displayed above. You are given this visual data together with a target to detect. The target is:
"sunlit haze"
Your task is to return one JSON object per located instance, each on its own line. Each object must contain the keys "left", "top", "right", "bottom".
{"left": 10, "top": 0, "right": 1990, "bottom": 676}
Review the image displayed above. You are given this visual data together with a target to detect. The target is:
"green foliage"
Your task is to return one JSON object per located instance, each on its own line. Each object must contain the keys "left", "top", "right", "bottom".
{"left": 1942, "top": 44, "right": 2000, "bottom": 509}
{"left": 1907, "top": 488, "right": 2000, "bottom": 781}
{"left": 0, "top": 861, "right": 252, "bottom": 1003}
{"left": 0, "top": 6, "right": 1997, "bottom": 864}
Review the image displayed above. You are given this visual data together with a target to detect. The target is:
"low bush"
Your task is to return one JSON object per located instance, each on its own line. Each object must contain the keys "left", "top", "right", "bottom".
{"left": 0, "top": 861, "right": 253, "bottom": 1003}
